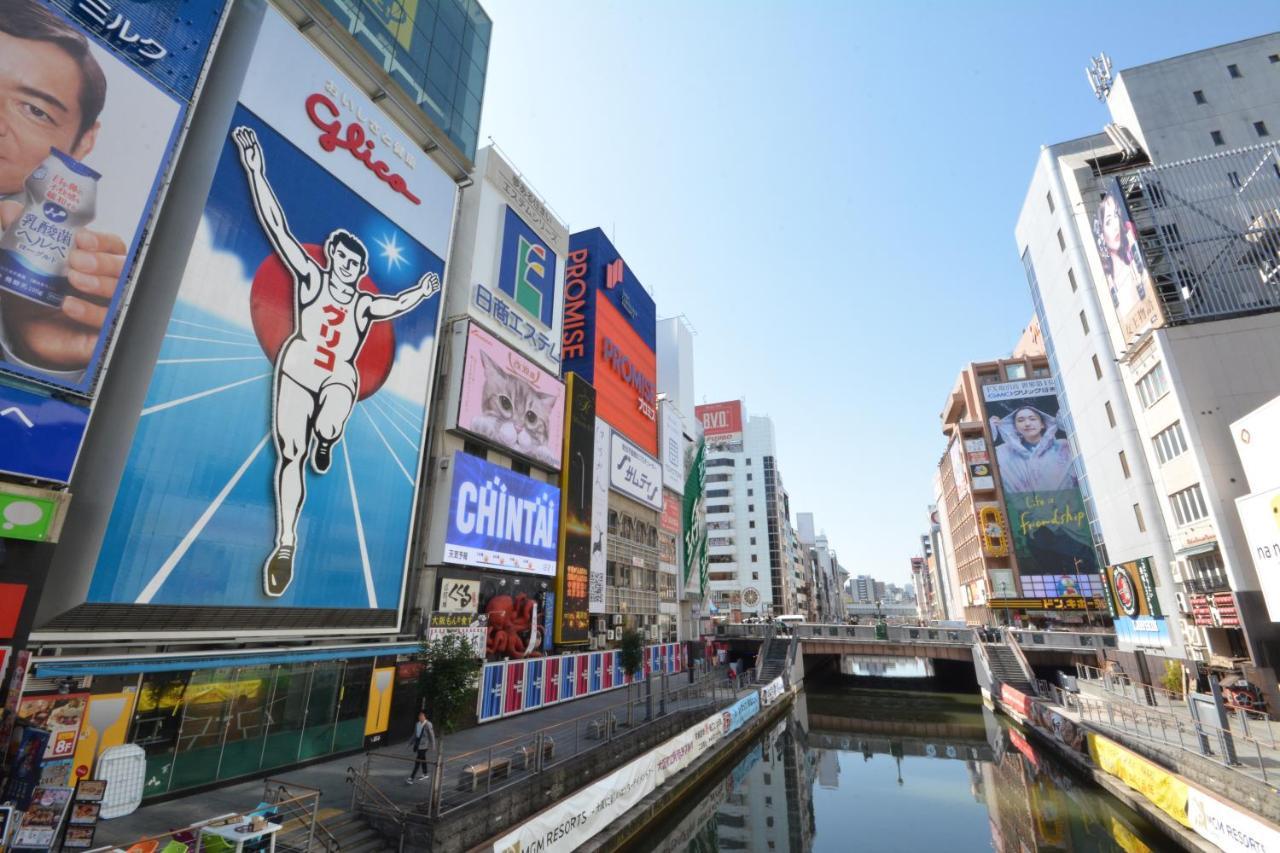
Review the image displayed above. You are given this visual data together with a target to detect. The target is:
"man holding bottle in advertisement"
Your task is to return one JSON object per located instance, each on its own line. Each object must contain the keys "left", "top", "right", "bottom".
{"left": 0, "top": 0, "right": 129, "bottom": 382}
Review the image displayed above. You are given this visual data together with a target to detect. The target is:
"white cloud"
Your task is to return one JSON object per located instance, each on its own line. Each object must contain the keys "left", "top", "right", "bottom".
{"left": 380, "top": 336, "right": 436, "bottom": 409}
{"left": 176, "top": 216, "right": 255, "bottom": 331}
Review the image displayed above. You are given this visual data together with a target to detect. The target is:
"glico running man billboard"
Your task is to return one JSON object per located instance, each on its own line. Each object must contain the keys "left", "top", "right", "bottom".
{"left": 87, "top": 9, "right": 456, "bottom": 619}
{"left": 0, "top": 0, "right": 224, "bottom": 396}
{"left": 1092, "top": 177, "right": 1163, "bottom": 342}
{"left": 982, "top": 377, "right": 1098, "bottom": 583}
{"left": 561, "top": 228, "right": 657, "bottom": 455}
{"left": 555, "top": 374, "right": 595, "bottom": 644}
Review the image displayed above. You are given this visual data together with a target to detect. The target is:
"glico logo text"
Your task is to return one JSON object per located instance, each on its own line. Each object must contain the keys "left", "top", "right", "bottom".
{"left": 305, "top": 91, "right": 421, "bottom": 205}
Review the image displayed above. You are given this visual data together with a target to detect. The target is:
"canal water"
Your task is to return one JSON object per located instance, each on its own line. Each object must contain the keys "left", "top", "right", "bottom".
{"left": 640, "top": 681, "right": 1168, "bottom": 852}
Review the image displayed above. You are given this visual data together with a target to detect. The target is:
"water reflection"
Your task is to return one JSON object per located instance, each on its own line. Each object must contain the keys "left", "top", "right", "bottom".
{"left": 642, "top": 686, "right": 1163, "bottom": 853}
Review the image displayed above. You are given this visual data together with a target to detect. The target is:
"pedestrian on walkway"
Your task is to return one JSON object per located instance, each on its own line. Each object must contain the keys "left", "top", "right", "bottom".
{"left": 406, "top": 710, "right": 436, "bottom": 784}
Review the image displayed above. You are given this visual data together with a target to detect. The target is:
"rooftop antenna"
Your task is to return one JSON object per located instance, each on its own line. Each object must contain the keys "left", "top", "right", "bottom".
{"left": 1086, "top": 53, "right": 1114, "bottom": 102}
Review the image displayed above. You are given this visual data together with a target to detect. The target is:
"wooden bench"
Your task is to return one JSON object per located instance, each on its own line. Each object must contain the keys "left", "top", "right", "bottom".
{"left": 512, "top": 737, "right": 556, "bottom": 770}
{"left": 456, "top": 756, "right": 512, "bottom": 791}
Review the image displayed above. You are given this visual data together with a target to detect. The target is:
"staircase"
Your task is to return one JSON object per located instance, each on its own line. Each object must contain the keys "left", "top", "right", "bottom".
{"left": 985, "top": 643, "right": 1035, "bottom": 695}
{"left": 757, "top": 633, "right": 792, "bottom": 684}
{"left": 275, "top": 810, "right": 384, "bottom": 853}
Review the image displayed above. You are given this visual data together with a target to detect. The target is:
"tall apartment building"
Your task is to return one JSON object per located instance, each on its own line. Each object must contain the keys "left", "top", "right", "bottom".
{"left": 696, "top": 400, "right": 802, "bottom": 620}
{"left": 1015, "top": 33, "right": 1280, "bottom": 690}
{"left": 797, "top": 512, "right": 846, "bottom": 623}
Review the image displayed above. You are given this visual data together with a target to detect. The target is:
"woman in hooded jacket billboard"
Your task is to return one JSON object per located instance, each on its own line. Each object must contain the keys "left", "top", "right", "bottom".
{"left": 989, "top": 406, "right": 1077, "bottom": 493}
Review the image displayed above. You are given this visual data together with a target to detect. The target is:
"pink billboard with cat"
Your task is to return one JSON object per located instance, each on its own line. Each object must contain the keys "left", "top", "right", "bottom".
{"left": 458, "top": 322, "right": 565, "bottom": 469}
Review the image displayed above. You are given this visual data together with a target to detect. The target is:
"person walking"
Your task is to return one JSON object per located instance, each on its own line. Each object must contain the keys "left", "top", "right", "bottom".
{"left": 406, "top": 710, "right": 436, "bottom": 784}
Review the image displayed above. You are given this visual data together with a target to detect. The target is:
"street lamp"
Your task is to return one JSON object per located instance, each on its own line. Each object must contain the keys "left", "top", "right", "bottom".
{"left": 1073, "top": 558, "right": 1093, "bottom": 630}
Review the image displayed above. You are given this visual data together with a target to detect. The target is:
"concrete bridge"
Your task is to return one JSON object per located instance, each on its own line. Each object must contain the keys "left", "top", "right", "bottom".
{"left": 716, "top": 622, "right": 1118, "bottom": 682}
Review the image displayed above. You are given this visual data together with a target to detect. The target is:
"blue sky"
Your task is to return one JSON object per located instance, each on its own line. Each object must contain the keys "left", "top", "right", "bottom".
{"left": 477, "top": 1, "right": 1275, "bottom": 584}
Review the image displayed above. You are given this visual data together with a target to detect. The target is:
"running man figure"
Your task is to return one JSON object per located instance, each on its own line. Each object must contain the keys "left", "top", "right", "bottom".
{"left": 233, "top": 126, "right": 441, "bottom": 598}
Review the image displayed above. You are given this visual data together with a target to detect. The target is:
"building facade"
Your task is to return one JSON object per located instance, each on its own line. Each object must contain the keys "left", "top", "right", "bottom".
{"left": 1015, "top": 33, "right": 1280, "bottom": 689}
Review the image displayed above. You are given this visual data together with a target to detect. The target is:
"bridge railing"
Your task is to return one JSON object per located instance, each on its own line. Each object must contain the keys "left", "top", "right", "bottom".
{"left": 1007, "top": 628, "right": 1117, "bottom": 651}
{"left": 793, "top": 623, "right": 975, "bottom": 645}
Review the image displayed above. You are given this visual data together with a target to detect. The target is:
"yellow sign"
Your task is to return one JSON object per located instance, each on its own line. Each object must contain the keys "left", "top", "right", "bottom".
{"left": 71, "top": 691, "right": 138, "bottom": 782}
{"left": 1088, "top": 733, "right": 1190, "bottom": 828}
{"left": 978, "top": 505, "right": 1009, "bottom": 557}
{"left": 364, "top": 667, "right": 395, "bottom": 737}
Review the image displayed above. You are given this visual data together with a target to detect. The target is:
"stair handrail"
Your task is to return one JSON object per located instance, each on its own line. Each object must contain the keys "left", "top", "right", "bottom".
{"left": 1004, "top": 633, "right": 1040, "bottom": 696}
{"left": 971, "top": 635, "right": 995, "bottom": 690}
{"left": 263, "top": 779, "right": 342, "bottom": 853}
{"left": 346, "top": 763, "right": 408, "bottom": 845}
{"left": 756, "top": 622, "right": 776, "bottom": 682}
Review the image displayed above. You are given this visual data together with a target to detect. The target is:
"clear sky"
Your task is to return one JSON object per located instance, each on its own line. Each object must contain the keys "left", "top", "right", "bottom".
{"left": 476, "top": 1, "right": 1275, "bottom": 584}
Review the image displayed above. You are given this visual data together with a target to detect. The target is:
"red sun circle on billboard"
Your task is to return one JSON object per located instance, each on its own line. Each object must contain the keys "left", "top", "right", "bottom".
{"left": 1114, "top": 567, "right": 1138, "bottom": 617}
{"left": 249, "top": 244, "right": 395, "bottom": 399}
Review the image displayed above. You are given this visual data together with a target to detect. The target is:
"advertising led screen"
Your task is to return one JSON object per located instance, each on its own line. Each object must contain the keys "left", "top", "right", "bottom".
{"left": 1092, "top": 177, "right": 1163, "bottom": 342}
{"left": 87, "top": 9, "right": 456, "bottom": 618}
{"left": 457, "top": 321, "right": 564, "bottom": 468}
{"left": 561, "top": 228, "right": 657, "bottom": 454}
{"left": 0, "top": 0, "right": 223, "bottom": 396}
{"left": 444, "top": 451, "right": 560, "bottom": 577}
{"left": 982, "top": 377, "right": 1097, "bottom": 578}
{"left": 554, "top": 374, "right": 594, "bottom": 644}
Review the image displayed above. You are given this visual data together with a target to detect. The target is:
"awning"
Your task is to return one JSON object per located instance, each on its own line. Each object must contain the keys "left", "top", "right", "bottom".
{"left": 33, "top": 642, "right": 422, "bottom": 678}
{"left": 1175, "top": 541, "right": 1219, "bottom": 557}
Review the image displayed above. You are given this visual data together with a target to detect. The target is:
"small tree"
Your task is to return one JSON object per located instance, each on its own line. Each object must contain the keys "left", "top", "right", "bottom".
{"left": 619, "top": 628, "right": 644, "bottom": 726}
{"left": 416, "top": 633, "right": 483, "bottom": 733}
{"left": 1160, "top": 659, "right": 1185, "bottom": 698}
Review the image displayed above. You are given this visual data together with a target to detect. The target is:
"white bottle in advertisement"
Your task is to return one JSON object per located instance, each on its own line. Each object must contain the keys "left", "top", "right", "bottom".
{"left": 0, "top": 147, "right": 100, "bottom": 364}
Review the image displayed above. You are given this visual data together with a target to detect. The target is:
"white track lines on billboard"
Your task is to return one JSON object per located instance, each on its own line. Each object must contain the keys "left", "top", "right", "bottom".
{"left": 141, "top": 372, "right": 272, "bottom": 416}
{"left": 155, "top": 355, "right": 267, "bottom": 365}
{"left": 135, "top": 433, "right": 273, "bottom": 604}
{"left": 367, "top": 397, "right": 418, "bottom": 448}
{"left": 377, "top": 394, "right": 422, "bottom": 430}
{"left": 162, "top": 333, "right": 263, "bottom": 348}
{"left": 168, "top": 319, "right": 259, "bottom": 340}
{"left": 342, "top": 441, "right": 377, "bottom": 608}
{"left": 360, "top": 406, "right": 414, "bottom": 486}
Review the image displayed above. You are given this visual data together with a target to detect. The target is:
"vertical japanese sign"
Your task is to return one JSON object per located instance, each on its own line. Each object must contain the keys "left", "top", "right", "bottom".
{"left": 0, "top": 0, "right": 224, "bottom": 396}
{"left": 982, "top": 378, "right": 1097, "bottom": 579}
{"left": 555, "top": 374, "right": 594, "bottom": 644}
{"left": 589, "top": 419, "right": 609, "bottom": 614}
{"left": 87, "top": 8, "right": 454, "bottom": 619}
{"left": 660, "top": 401, "right": 684, "bottom": 494}
{"left": 682, "top": 436, "right": 707, "bottom": 597}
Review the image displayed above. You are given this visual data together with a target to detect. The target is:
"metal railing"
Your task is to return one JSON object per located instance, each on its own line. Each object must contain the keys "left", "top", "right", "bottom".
{"left": 1007, "top": 628, "right": 1117, "bottom": 650}
{"left": 1075, "top": 663, "right": 1280, "bottom": 749}
{"left": 263, "top": 779, "right": 338, "bottom": 853}
{"left": 349, "top": 671, "right": 728, "bottom": 822}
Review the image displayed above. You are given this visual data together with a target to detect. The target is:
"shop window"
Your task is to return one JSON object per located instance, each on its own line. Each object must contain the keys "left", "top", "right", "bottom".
{"left": 170, "top": 667, "right": 239, "bottom": 791}
{"left": 133, "top": 670, "right": 194, "bottom": 797}
{"left": 216, "top": 667, "right": 274, "bottom": 781}
{"left": 261, "top": 663, "right": 312, "bottom": 771}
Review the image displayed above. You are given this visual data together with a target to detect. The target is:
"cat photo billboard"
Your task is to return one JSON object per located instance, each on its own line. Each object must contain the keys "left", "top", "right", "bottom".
{"left": 86, "top": 9, "right": 455, "bottom": 625}
{"left": 457, "top": 321, "right": 565, "bottom": 469}
{"left": 981, "top": 378, "right": 1098, "bottom": 582}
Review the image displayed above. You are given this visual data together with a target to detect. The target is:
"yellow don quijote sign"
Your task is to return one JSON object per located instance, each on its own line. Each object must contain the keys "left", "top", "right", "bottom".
{"left": 1087, "top": 733, "right": 1190, "bottom": 828}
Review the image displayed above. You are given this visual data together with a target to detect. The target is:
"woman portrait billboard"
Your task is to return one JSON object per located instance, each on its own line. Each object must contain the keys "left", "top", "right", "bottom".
{"left": 983, "top": 377, "right": 1097, "bottom": 582}
{"left": 1093, "top": 178, "right": 1163, "bottom": 341}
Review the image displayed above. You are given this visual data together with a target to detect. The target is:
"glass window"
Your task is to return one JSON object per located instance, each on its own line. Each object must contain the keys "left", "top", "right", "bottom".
{"left": 1105, "top": 401, "right": 1116, "bottom": 427}
{"left": 1211, "top": 130, "right": 1225, "bottom": 146}
{"left": 1005, "top": 364, "right": 1027, "bottom": 380}
{"left": 1152, "top": 421, "right": 1188, "bottom": 464}
{"left": 1193, "top": 89, "right": 1206, "bottom": 104}
{"left": 1079, "top": 311, "right": 1089, "bottom": 334}
{"left": 1255, "top": 121, "right": 1270, "bottom": 138}
{"left": 170, "top": 667, "right": 237, "bottom": 791}
{"left": 217, "top": 667, "right": 273, "bottom": 781}
{"left": 134, "top": 670, "right": 193, "bottom": 797}
{"left": 1118, "top": 450, "right": 1131, "bottom": 479}
{"left": 261, "top": 664, "right": 311, "bottom": 770}
{"left": 1228, "top": 63, "right": 1242, "bottom": 78}
{"left": 1133, "top": 503, "right": 1146, "bottom": 533}
{"left": 1136, "top": 363, "right": 1169, "bottom": 408}
{"left": 1169, "top": 484, "right": 1209, "bottom": 526}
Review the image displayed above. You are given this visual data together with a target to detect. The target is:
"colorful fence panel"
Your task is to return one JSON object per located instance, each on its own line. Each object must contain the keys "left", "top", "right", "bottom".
{"left": 476, "top": 643, "right": 686, "bottom": 722}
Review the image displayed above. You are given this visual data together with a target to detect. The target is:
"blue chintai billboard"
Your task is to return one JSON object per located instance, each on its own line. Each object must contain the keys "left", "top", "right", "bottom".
{"left": 443, "top": 451, "right": 560, "bottom": 577}
{"left": 86, "top": 10, "right": 458, "bottom": 621}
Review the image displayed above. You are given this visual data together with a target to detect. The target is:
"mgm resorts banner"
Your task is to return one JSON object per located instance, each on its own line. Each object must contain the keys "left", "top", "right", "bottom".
{"left": 555, "top": 374, "right": 595, "bottom": 644}
{"left": 445, "top": 451, "right": 560, "bottom": 577}
{"left": 982, "top": 378, "right": 1098, "bottom": 580}
{"left": 88, "top": 8, "right": 455, "bottom": 618}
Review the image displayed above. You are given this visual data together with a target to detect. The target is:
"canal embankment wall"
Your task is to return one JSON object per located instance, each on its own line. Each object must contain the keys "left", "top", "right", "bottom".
{"left": 991, "top": 682, "right": 1280, "bottom": 853}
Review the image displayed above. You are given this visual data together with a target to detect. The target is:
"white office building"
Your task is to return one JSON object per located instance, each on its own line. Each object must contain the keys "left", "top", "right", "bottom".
{"left": 1014, "top": 33, "right": 1280, "bottom": 694}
